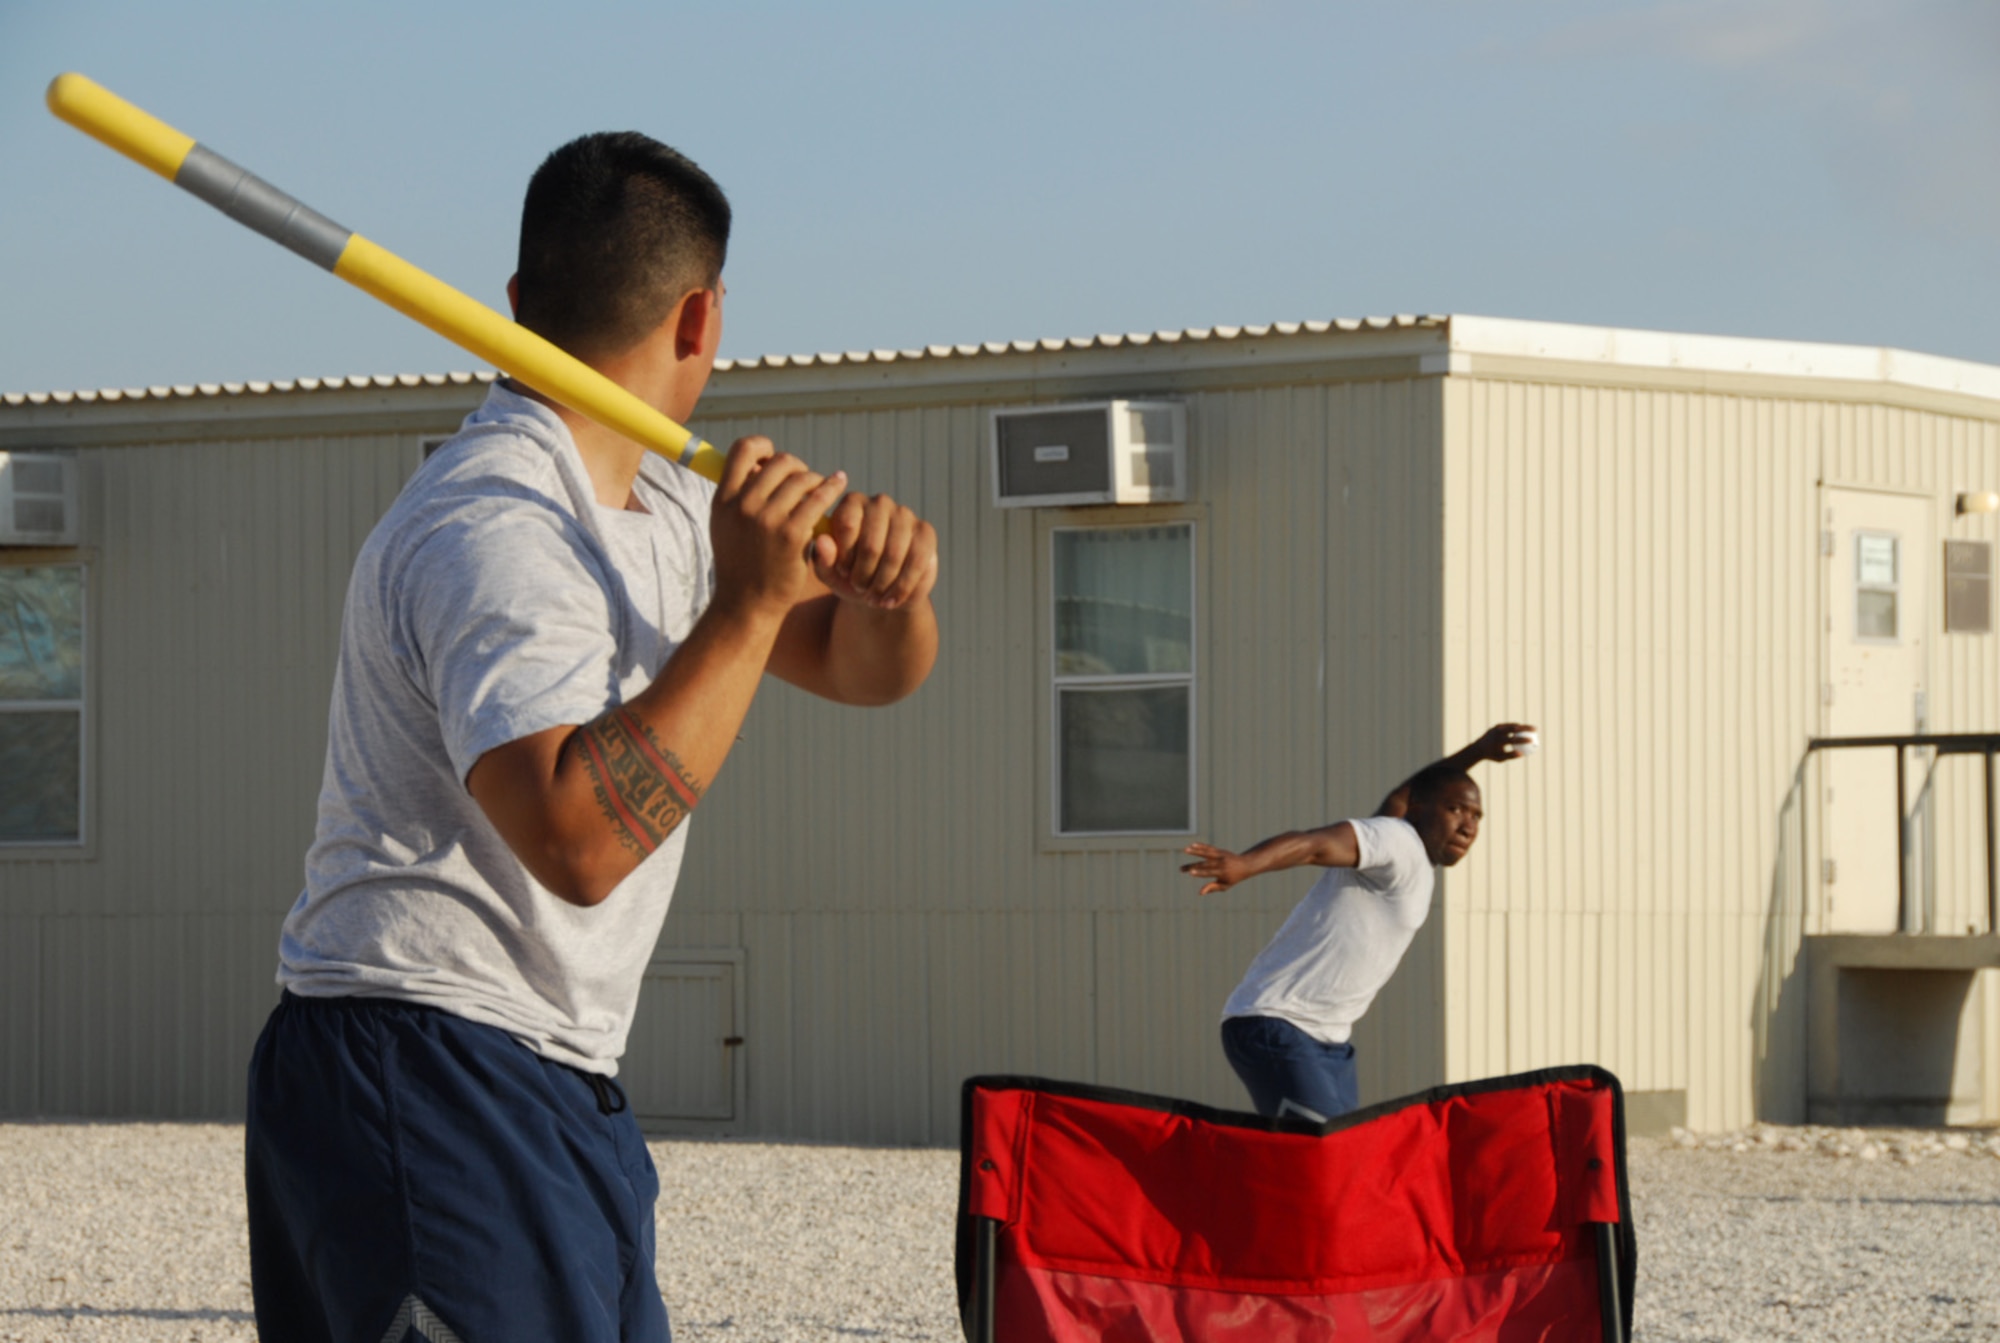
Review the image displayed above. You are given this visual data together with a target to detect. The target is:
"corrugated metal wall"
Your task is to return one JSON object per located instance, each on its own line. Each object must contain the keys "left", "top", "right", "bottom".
{"left": 2, "top": 359, "right": 1445, "bottom": 1140}
{"left": 2, "top": 430, "right": 424, "bottom": 1116}
{"left": 672, "top": 372, "right": 1445, "bottom": 1142}
{"left": 10, "top": 331, "right": 1997, "bottom": 1142}
{"left": 1440, "top": 373, "right": 2000, "bottom": 1131}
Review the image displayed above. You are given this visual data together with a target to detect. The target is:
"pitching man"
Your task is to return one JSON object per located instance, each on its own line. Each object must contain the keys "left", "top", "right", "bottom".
{"left": 1182, "top": 724, "right": 1534, "bottom": 1122}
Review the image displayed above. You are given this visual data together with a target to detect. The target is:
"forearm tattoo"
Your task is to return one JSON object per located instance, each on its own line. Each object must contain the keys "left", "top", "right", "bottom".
{"left": 570, "top": 709, "right": 704, "bottom": 855}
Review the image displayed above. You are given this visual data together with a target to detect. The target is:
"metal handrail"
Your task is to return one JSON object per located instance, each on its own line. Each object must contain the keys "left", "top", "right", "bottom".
{"left": 1804, "top": 733, "right": 2000, "bottom": 934}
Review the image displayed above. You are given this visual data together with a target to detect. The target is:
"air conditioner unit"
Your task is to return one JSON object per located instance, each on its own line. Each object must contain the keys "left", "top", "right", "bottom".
{"left": 991, "top": 400, "right": 1186, "bottom": 508}
{"left": 0, "top": 452, "right": 80, "bottom": 546}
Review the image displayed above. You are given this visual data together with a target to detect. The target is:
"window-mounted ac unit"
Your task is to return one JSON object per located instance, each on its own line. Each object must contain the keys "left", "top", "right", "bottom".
{"left": 991, "top": 399, "right": 1186, "bottom": 508}
{"left": 0, "top": 452, "right": 80, "bottom": 546}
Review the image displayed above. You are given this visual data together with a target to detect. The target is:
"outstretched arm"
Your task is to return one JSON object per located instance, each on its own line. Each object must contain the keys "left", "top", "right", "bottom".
{"left": 1373, "top": 721, "right": 1536, "bottom": 817}
{"left": 1180, "top": 823, "right": 1362, "bottom": 896}
{"left": 1183, "top": 722, "right": 1535, "bottom": 896}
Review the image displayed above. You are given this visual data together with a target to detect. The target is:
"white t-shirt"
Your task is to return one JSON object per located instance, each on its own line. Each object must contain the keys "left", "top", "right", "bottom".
{"left": 278, "top": 383, "right": 716, "bottom": 1074}
{"left": 1221, "top": 816, "right": 1436, "bottom": 1045}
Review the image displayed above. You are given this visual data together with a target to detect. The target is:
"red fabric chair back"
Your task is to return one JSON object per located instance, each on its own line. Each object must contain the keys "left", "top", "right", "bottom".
{"left": 957, "top": 1067, "right": 1634, "bottom": 1342}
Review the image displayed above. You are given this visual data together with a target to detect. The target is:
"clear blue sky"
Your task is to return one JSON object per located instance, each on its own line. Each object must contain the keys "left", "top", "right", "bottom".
{"left": 2, "top": 0, "right": 1995, "bottom": 395}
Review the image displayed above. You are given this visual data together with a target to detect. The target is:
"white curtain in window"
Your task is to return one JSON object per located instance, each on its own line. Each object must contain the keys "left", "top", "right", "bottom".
{"left": 1054, "top": 526, "right": 1192, "bottom": 677}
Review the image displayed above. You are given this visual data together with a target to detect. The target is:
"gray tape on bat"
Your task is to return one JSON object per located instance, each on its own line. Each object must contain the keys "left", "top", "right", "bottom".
{"left": 175, "top": 144, "right": 352, "bottom": 272}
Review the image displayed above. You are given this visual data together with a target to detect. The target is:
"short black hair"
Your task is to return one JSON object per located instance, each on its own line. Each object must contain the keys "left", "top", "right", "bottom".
{"left": 514, "top": 131, "right": 731, "bottom": 360}
{"left": 1406, "top": 764, "right": 1476, "bottom": 810}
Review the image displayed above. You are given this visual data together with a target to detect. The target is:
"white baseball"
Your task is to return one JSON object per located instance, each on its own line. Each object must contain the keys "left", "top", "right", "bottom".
{"left": 1515, "top": 730, "right": 1540, "bottom": 755}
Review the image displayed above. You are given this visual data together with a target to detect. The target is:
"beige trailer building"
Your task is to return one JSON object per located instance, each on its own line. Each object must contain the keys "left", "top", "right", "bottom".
{"left": 4, "top": 314, "right": 1998, "bottom": 1142}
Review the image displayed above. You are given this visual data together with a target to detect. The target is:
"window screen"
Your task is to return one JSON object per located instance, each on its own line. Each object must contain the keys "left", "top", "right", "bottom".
{"left": 0, "top": 564, "right": 86, "bottom": 843}
{"left": 1052, "top": 525, "right": 1193, "bottom": 834}
{"left": 1854, "top": 533, "right": 1899, "bottom": 642}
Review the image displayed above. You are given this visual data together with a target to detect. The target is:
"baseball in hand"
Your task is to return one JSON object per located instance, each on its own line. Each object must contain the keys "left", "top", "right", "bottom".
{"left": 1514, "top": 729, "right": 1540, "bottom": 755}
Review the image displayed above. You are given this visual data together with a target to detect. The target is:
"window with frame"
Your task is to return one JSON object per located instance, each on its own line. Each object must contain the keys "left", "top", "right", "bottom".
{"left": 1052, "top": 523, "right": 1193, "bottom": 835}
{"left": 1854, "top": 531, "right": 1900, "bottom": 642}
{"left": 0, "top": 563, "right": 86, "bottom": 845}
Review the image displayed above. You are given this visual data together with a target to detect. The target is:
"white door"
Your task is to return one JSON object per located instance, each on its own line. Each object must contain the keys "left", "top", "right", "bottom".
{"left": 622, "top": 952, "right": 744, "bottom": 1124}
{"left": 1821, "top": 488, "right": 1932, "bottom": 932}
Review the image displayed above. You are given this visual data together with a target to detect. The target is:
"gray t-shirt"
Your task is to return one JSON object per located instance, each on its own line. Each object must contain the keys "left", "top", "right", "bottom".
{"left": 1221, "top": 816, "right": 1436, "bottom": 1045}
{"left": 279, "top": 383, "right": 716, "bottom": 1074}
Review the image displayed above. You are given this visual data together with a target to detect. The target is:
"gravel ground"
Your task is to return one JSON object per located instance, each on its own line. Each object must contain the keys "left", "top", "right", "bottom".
{"left": 1632, "top": 1124, "right": 2000, "bottom": 1342}
{"left": 4, "top": 1120, "right": 1999, "bottom": 1341}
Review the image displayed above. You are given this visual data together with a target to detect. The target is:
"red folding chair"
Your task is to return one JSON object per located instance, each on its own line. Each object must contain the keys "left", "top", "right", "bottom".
{"left": 958, "top": 1066, "right": 1634, "bottom": 1342}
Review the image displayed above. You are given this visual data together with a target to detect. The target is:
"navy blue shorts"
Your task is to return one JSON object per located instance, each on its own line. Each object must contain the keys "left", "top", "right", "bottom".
{"left": 1220, "top": 1014, "right": 1359, "bottom": 1122}
{"left": 245, "top": 992, "right": 669, "bottom": 1343}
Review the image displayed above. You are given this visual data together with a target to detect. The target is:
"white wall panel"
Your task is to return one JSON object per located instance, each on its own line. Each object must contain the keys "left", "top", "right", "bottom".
{"left": 786, "top": 912, "right": 932, "bottom": 1143}
{"left": 923, "top": 910, "right": 1095, "bottom": 1140}
{"left": 38, "top": 913, "right": 283, "bottom": 1117}
{"left": 0, "top": 916, "right": 39, "bottom": 1113}
{"left": 1093, "top": 908, "right": 1277, "bottom": 1109}
{"left": 1443, "top": 373, "right": 2000, "bottom": 1130}
{"left": 8, "top": 428, "right": 428, "bottom": 1116}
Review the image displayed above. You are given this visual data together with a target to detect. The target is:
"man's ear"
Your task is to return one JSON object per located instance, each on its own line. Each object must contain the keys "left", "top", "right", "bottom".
{"left": 506, "top": 274, "right": 520, "bottom": 318}
{"left": 672, "top": 287, "right": 720, "bottom": 361}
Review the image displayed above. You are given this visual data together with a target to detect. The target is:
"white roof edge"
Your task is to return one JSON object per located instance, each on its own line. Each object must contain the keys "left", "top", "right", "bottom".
{"left": 1447, "top": 315, "right": 2000, "bottom": 401}
{"left": 1, "top": 369, "right": 498, "bottom": 408}
{"left": 0, "top": 317, "right": 1452, "bottom": 403}
{"left": 7, "top": 315, "right": 2000, "bottom": 405}
{"left": 710, "top": 313, "right": 1449, "bottom": 372}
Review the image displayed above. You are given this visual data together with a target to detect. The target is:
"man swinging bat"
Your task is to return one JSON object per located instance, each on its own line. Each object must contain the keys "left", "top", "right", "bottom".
{"left": 1182, "top": 723, "right": 1535, "bottom": 1122}
{"left": 244, "top": 133, "right": 938, "bottom": 1343}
